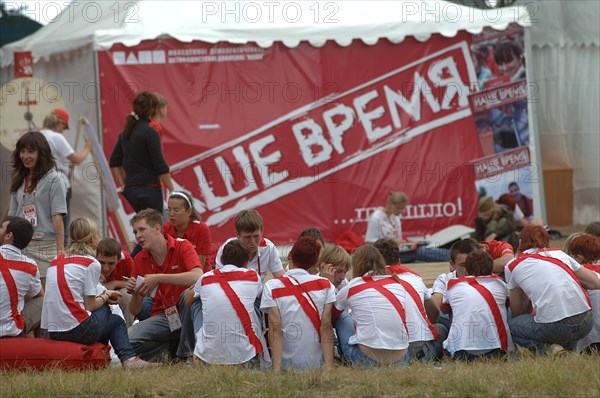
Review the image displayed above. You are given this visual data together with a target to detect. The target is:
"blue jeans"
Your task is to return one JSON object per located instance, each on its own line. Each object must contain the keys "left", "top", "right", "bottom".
{"left": 509, "top": 310, "right": 593, "bottom": 353}
{"left": 137, "top": 297, "right": 154, "bottom": 321}
{"left": 453, "top": 348, "right": 504, "bottom": 362}
{"left": 128, "top": 291, "right": 194, "bottom": 361}
{"left": 50, "top": 304, "right": 136, "bottom": 363}
{"left": 335, "top": 310, "right": 407, "bottom": 367}
{"left": 400, "top": 246, "right": 450, "bottom": 263}
{"left": 122, "top": 185, "right": 164, "bottom": 214}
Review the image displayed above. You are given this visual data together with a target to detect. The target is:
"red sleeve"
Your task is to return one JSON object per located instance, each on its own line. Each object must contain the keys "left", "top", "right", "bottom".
{"left": 489, "top": 241, "right": 514, "bottom": 259}
{"left": 178, "top": 240, "right": 202, "bottom": 272}
{"left": 191, "top": 222, "right": 212, "bottom": 272}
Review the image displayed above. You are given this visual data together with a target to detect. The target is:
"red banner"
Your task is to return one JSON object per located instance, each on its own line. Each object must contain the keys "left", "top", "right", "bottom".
{"left": 98, "top": 33, "right": 483, "bottom": 245}
{"left": 14, "top": 51, "right": 33, "bottom": 78}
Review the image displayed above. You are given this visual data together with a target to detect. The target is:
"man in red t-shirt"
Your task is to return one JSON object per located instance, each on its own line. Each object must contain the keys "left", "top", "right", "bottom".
{"left": 96, "top": 238, "right": 135, "bottom": 326}
{"left": 125, "top": 209, "right": 202, "bottom": 362}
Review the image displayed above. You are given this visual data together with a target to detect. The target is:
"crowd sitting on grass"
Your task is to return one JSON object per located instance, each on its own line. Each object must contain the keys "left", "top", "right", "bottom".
{"left": 2, "top": 203, "right": 600, "bottom": 370}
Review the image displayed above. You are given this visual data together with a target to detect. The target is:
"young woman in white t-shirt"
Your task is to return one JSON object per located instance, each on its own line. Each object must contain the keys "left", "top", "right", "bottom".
{"left": 334, "top": 245, "right": 410, "bottom": 366}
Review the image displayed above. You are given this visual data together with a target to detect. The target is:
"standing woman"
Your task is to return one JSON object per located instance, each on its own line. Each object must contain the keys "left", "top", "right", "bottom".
{"left": 41, "top": 218, "right": 154, "bottom": 368}
{"left": 110, "top": 91, "right": 174, "bottom": 215}
{"left": 164, "top": 191, "right": 213, "bottom": 272}
{"left": 8, "top": 131, "right": 67, "bottom": 286}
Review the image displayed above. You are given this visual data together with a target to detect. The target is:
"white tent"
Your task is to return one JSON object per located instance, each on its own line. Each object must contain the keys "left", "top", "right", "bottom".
{"left": 1, "top": 0, "right": 540, "bottom": 232}
{"left": 527, "top": 0, "right": 600, "bottom": 224}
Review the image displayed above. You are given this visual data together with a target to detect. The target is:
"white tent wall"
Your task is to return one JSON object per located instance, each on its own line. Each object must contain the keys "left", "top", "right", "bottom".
{"left": 528, "top": 0, "right": 600, "bottom": 224}
{"left": 0, "top": 48, "right": 104, "bottom": 228}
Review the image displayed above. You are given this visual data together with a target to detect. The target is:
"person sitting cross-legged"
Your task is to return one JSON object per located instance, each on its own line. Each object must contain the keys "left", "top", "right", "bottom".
{"left": 125, "top": 209, "right": 203, "bottom": 362}
{"left": 442, "top": 251, "right": 513, "bottom": 361}
{"left": 334, "top": 245, "right": 410, "bottom": 367}
{"left": 261, "top": 237, "right": 335, "bottom": 372}
{"left": 192, "top": 240, "right": 269, "bottom": 366}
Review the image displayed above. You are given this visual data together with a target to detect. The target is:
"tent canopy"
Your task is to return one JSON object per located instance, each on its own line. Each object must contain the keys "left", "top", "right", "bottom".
{"left": 1, "top": 0, "right": 531, "bottom": 66}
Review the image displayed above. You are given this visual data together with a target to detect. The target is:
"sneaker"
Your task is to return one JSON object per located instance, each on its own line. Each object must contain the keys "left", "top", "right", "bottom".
{"left": 123, "top": 356, "right": 159, "bottom": 369}
{"left": 547, "top": 344, "right": 567, "bottom": 357}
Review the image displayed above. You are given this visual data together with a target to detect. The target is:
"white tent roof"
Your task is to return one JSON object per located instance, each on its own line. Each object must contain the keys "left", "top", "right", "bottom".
{"left": 1, "top": 0, "right": 531, "bottom": 66}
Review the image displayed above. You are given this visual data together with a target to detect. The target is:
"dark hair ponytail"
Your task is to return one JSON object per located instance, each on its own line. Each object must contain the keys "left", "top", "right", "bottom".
{"left": 123, "top": 91, "right": 160, "bottom": 140}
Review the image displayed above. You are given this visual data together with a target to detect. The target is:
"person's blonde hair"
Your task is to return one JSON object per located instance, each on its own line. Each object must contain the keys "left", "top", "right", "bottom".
{"left": 42, "top": 114, "right": 60, "bottom": 130}
{"left": 319, "top": 245, "right": 351, "bottom": 271}
{"left": 388, "top": 191, "right": 408, "bottom": 205}
{"left": 66, "top": 218, "right": 99, "bottom": 256}
{"left": 352, "top": 245, "right": 387, "bottom": 278}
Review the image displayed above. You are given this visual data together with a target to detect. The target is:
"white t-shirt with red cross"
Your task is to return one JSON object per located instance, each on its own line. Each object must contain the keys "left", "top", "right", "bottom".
{"left": 335, "top": 275, "right": 410, "bottom": 350}
{"left": 193, "top": 264, "right": 267, "bottom": 365}
{"left": 0, "top": 245, "right": 42, "bottom": 337}
{"left": 387, "top": 265, "right": 436, "bottom": 343}
{"left": 216, "top": 237, "right": 283, "bottom": 283}
{"left": 41, "top": 254, "right": 101, "bottom": 332}
{"left": 261, "top": 268, "right": 335, "bottom": 370}
{"left": 442, "top": 275, "right": 512, "bottom": 356}
{"left": 505, "top": 248, "right": 591, "bottom": 323}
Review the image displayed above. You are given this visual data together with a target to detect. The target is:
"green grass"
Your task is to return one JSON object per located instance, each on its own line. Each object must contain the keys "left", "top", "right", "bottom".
{"left": 1, "top": 354, "right": 599, "bottom": 397}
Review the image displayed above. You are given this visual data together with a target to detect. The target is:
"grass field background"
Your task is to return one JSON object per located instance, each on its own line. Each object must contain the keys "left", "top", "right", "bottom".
{"left": 2, "top": 354, "right": 599, "bottom": 397}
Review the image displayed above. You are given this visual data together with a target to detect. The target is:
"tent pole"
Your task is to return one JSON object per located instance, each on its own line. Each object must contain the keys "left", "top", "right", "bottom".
{"left": 92, "top": 49, "right": 108, "bottom": 238}
{"left": 524, "top": 27, "right": 547, "bottom": 224}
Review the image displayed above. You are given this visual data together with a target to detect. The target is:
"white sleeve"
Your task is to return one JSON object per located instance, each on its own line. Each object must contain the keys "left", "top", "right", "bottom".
{"left": 431, "top": 273, "right": 448, "bottom": 295}
{"left": 27, "top": 270, "right": 43, "bottom": 297}
{"left": 260, "top": 281, "right": 276, "bottom": 311}
{"left": 193, "top": 274, "right": 204, "bottom": 298}
{"left": 215, "top": 244, "right": 225, "bottom": 268}
{"left": 84, "top": 262, "right": 102, "bottom": 296}
{"left": 334, "top": 284, "right": 350, "bottom": 311}
{"left": 55, "top": 134, "right": 75, "bottom": 159}
{"left": 324, "top": 281, "right": 336, "bottom": 305}
{"left": 365, "top": 214, "right": 382, "bottom": 242}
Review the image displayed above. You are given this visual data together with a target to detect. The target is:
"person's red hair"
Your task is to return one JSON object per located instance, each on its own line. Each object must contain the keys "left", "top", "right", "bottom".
{"left": 496, "top": 193, "right": 517, "bottom": 212}
{"left": 519, "top": 225, "right": 549, "bottom": 252}
{"left": 290, "top": 237, "right": 321, "bottom": 270}
{"left": 568, "top": 234, "right": 600, "bottom": 263}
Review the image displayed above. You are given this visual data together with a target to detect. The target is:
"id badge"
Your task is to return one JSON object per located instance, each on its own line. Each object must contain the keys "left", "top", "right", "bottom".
{"left": 165, "top": 306, "right": 182, "bottom": 332}
{"left": 23, "top": 204, "right": 37, "bottom": 226}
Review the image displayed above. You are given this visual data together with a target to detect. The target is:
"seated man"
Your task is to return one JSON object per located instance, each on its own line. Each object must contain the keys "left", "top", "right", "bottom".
{"left": 215, "top": 210, "right": 284, "bottom": 283}
{"left": 193, "top": 240, "right": 269, "bottom": 366}
{"left": 261, "top": 237, "right": 335, "bottom": 372}
{"left": 0, "top": 216, "right": 44, "bottom": 337}
{"left": 442, "top": 251, "right": 513, "bottom": 361}
{"left": 373, "top": 239, "right": 441, "bottom": 362}
{"left": 479, "top": 240, "right": 514, "bottom": 275}
{"left": 126, "top": 209, "right": 202, "bottom": 362}
{"left": 96, "top": 238, "right": 135, "bottom": 327}
{"left": 431, "top": 239, "right": 481, "bottom": 334}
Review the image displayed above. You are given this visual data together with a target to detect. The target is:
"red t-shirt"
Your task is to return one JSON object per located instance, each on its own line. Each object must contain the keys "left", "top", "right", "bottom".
{"left": 480, "top": 240, "right": 514, "bottom": 259}
{"left": 105, "top": 250, "right": 133, "bottom": 283}
{"left": 164, "top": 220, "right": 212, "bottom": 272}
{"left": 132, "top": 235, "right": 201, "bottom": 317}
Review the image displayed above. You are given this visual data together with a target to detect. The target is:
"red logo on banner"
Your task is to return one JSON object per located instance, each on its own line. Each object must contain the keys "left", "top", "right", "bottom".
{"left": 14, "top": 52, "right": 33, "bottom": 78}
